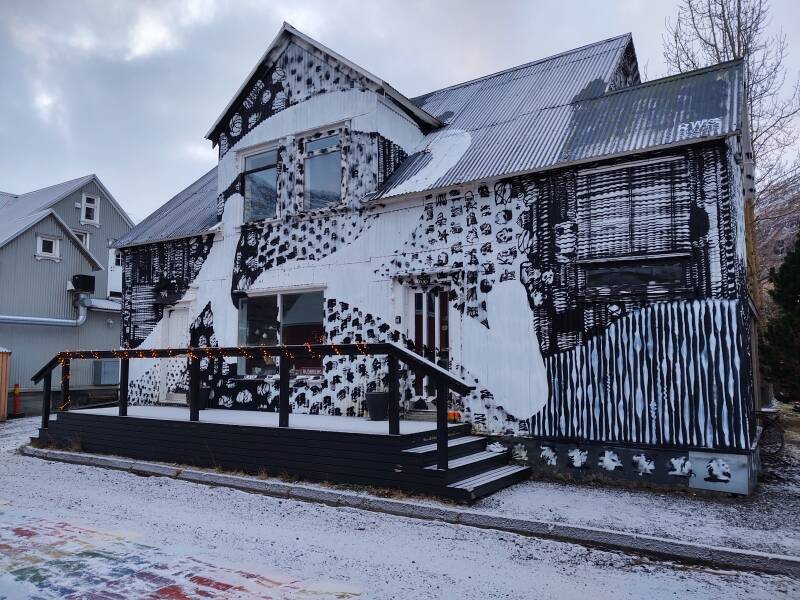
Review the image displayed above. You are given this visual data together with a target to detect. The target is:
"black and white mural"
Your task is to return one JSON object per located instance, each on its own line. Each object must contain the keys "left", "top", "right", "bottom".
{"left": 121, "top": 235, "right": 214, "bottom": 348}
{"left": 121, "top": 29, "right": 756, "bottom": 492}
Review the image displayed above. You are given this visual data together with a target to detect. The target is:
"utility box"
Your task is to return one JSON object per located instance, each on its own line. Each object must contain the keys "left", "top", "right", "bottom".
{"left": 92, "top": 359, "right": 119, "bottom": 386}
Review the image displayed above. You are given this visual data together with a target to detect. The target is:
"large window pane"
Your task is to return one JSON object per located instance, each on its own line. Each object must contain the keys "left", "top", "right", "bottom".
{"left": 304, "top": 151, "right": 341, "bottom": 210}
{"left": 244, "top": 167, "right": 277, "bottom": 221}
{"left": 238, "top": 296, "right": 279, "bottom": 376}
{"left": 281, "top": 291, "right": 324, "bottom": 374}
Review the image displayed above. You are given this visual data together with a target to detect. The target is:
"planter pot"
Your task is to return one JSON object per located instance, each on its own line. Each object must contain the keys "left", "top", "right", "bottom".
{"left": 366, "top": 391, "right": 390, "bottom": 421}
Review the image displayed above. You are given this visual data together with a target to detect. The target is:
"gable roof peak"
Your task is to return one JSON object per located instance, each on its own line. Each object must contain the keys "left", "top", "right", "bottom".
{"left": 205, "top": 22, "right": 442, "bottom": 140}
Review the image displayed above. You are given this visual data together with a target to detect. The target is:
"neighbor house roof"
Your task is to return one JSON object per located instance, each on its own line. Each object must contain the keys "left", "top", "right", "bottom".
{"left": 0, "top": 173, "right": 135, "bottom": 269}
{"left": 115, "top": 166, "right": 219, "bottom": 248}
{"left": 377, "top": 54, "right": 743, "bottom": 199}
{"left": 0, "top": 208, "right": 104, "bottom": 270}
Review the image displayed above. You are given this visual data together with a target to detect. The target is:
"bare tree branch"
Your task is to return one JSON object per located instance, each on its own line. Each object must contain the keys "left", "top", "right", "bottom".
{"left": 663, "top": 0, "right": 800, "bottom": 206}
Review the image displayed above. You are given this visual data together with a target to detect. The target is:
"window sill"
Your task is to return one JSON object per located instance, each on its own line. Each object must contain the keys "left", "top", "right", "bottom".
{"left": 80, "top": 220, "right": 101, "bottom": 229}
{"left": 35, "top": 254, "right": 61, "bottom": 263}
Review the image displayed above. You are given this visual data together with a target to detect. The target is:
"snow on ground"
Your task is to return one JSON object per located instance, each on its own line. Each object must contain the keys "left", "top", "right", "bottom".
{"left": 1, "top": 417, "right": 797, "bottom": 599}
{"left": 78, "top": 405, "right": 443, "bottom": 435}
{"left": 471, "top": 456, "right": 800, "bottom": 558}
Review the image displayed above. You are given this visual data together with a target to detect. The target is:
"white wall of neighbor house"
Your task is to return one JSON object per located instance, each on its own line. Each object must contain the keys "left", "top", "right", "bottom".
{"left": 52, "top": 179, "right": 132, "bottom": 300}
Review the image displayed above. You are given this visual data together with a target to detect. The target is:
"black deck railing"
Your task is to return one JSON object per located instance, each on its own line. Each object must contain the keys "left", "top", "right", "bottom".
{"left": 32, "top": 342, "right": 474, "bottom": 471}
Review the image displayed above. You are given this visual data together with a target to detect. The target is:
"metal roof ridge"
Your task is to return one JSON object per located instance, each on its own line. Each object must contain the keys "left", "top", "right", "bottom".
{"left": 410, "top": 33, "right": 632, "bottom": 102}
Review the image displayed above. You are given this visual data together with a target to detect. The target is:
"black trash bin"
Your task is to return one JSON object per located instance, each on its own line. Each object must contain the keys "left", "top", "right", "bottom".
{"left": 366, "top": 391, "right": 389, "bottom": 421}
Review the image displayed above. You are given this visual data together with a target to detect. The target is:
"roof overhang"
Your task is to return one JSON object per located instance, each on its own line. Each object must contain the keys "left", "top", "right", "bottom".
{"left": 0, "top": 209, "right": 105, "bottom": 271}
{"left": 204, "top": 22, "right": 442, "bottom": 141}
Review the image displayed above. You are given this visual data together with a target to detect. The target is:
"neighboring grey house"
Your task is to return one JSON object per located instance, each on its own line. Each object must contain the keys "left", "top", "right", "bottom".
{"left": 0, "top": 175, "right": 133, "bottom": 401}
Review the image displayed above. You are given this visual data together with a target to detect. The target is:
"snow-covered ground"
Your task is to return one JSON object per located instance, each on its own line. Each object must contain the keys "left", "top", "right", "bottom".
{"left": 1, "top": 417, "right": 797, "bottom": 599}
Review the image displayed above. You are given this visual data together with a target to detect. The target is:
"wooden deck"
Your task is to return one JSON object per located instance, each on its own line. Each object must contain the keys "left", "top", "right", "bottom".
{"left": 34, "top": 407, "right": 529, "bottom": 500}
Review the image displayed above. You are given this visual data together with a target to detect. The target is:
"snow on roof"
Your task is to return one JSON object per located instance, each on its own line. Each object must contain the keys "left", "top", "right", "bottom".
{"left": 115, "top": 167, "right": 219, "bottom": 248}
{"left": 377, "top": 55, "right": 743, "bottom": 199}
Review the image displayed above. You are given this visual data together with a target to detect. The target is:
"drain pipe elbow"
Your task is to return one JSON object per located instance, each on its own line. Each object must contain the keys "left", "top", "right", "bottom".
{"left": 0, "top": 293, "right": 90, "bottom": 327}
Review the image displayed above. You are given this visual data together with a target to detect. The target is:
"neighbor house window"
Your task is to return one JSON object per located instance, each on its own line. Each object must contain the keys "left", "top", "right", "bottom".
{"left": 302, "top": 132, "right": 341, "bottom": 210}
{"left": 73, "top": 230, "right": 89, "bottom": 247}
{"left": 35, "top": 234, "right": 60, "bottom": 260}
{"left": 237, "top": 291, "right": 325, "bottom": 376}
{"left": 576, "top": 157, "right": 692, "bottom": 294}
{"left": 243, "top": 149, "right": 278, "bottom": 222}
{"left": 81, "top": 194, "right": 100, "bottom": 225}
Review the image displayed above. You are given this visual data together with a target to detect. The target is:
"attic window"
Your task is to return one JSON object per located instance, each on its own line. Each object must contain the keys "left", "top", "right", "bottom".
{"left": 81, "top": 194, "right": 100, "bottom": 226}
{"left": 302, "top": 131, "right": 342, "bottom": 210}
{"left": 36, "top": 234, "right": 60, "bottom": 261}
{"left": 243, "top": 149, "right": 278, "bottom": 222}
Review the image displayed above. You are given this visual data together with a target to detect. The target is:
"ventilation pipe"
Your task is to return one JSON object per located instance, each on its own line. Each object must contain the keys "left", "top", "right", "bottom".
{"left": 0, "top": 293, "right": 90, "bottom": 327}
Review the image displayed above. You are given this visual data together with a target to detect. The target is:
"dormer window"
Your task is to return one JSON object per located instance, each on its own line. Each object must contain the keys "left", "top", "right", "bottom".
{"left": 81, "top": 193, "right": 100, "bottom": 226}
{"left": 302, "top": 131, "right": 342, "bottom": 210}
{"left": 243, "top": 149, "right": 278, "bottom": 222}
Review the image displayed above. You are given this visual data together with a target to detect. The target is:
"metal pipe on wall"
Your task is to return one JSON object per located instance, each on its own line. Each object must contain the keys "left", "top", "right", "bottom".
{"left": 0, "top": 293, "right": 90, "bottom": 327}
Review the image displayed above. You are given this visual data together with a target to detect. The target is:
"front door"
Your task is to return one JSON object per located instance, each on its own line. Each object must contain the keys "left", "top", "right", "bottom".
{"left": 411, "top": 289, "right": 449, "bottom": 400}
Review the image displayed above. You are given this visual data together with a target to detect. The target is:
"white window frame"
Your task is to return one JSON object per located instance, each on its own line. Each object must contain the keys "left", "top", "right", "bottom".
{"left": 299, "top": 125, "right": 344, "bottom": 212}
{"left": 73, "top": 230, "right": 90, "bottom": 247}
{"left": 35, "top": 234, "right": 61, "bottom": 261}
{"left": 239, "top": 143, "right": 281, "bottom": 224}
{"left": 238, "top": 286, "right": 326, "bottom": 377}
{"left": 81, "top": 193, "right": 100, "bottom": 227}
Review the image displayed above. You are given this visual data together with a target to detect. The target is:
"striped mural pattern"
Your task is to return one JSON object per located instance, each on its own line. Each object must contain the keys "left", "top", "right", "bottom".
{"left": 530, "top": 299, "right": 751, "bottom": 450}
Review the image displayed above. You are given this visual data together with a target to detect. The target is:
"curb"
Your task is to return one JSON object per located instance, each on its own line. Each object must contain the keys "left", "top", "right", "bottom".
{"left": 20, "top": 445, "right": 800, "bottom": 578}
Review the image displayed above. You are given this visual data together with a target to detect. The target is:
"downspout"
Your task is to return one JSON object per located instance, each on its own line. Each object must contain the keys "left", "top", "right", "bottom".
{"left": 0, "top": 293, "right": 90, "bottom": 327}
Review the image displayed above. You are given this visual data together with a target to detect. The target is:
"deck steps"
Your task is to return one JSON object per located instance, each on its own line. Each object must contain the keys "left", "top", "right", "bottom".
{"left": 448, "top": 464, "right": 531, "bottom": 500}
{"left": 399, "top": 433, "right": 530, "bottom": 500}
{"left": 402, "top": 435, "right": 486, "bottom": 462}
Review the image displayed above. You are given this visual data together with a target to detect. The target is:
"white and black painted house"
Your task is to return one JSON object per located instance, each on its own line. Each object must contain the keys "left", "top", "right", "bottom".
{"left": 114, "top": 24, "right": 761, "bottom": 494}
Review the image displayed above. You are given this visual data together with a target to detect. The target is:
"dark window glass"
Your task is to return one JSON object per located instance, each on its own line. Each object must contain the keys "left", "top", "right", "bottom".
{"left": 84, "top": 206, "right": 95, "bottom": 221}
{"left": 41, "top": 239, "right": 54, "bottom": 254}
{"left": 304, "top": 151, "right": 341, "bottom": 210}
{"left": 281, "top": 292, "right": 324, "bottom": 374}
{"left": 245, "top": 150, "right": 277, "bottom": 171}
{"left": 243, "top": 150, "right": 278, "bottom": 222}
{"left": 238, "top": 296, "right": 279, "bottom": 376}
{"left": 585, "top": 260, "right": 685, "bottom": 289}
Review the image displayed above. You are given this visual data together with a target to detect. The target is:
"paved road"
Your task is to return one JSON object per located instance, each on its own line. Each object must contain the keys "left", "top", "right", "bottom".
{"left": 0, "top": 417, "right": 797, "bottom": 599}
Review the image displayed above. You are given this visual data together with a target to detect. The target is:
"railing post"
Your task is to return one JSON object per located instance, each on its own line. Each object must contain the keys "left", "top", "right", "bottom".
{"left": 388, "top": 354, "right": 399, "bottom": 435}
{"left": 279, "top": 355, "right": 290, "bottom": 428}
{"left": 189, "top": 355, "right": 200, "bottom": 422}
{"left": 119, "top": 358, "right": 129, "bottom": 417}
{"left": 40, "top": 372, "right": 52, "bottom": 429}
{"left": 436, "top": 381, "right": 448, "bottom": 471}
{"left": 60, "top": 359, "right": 70, "bottom": 412}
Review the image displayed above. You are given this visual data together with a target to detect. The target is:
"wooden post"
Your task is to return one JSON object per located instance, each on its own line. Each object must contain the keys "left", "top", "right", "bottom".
{"left": 119, "top": 358, "right": 129, "bottom": 417}
{"left": 189, "top": 356, "right": 200, "bottom": 422}
{"left": 279, "top": 355, "right": 290, "bottom": 428}
{"left": 60, "top": 359, "right": 70, "bottom": 412}
{"left": 40, "top": 372, "right": 52, "bottom": 429}
{"left": 388, "top": 354, "right": 399, "bottom": 435}
{"left": 436, "top": 381, "right": 448, "bottom": 471}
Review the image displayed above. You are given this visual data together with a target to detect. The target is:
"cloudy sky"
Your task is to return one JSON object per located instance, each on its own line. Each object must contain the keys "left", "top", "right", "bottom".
{"left": 1, "top": 0, "right": 798, "bottom": 221}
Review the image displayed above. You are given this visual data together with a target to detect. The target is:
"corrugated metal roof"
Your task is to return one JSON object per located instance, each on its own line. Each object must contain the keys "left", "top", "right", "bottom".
{"left": 378, "top": 42, "right": 743, "bottom": 199}
{"left": 0, "top": 175, "right": 95, "bottom": 249}
{"left": 0, "top": 174, "right": 134, "bottom": 248}
{"left": 115, "top": 166, "right": 219, "bottom": 247}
